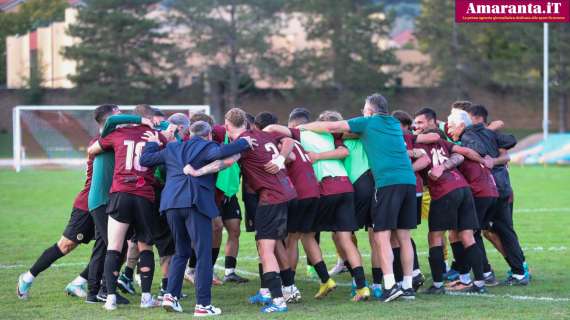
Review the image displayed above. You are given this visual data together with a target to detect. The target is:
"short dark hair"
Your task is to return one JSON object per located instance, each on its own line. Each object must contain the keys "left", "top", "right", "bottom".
{"left": 94, "top": 104, "right": 118, "bottom": 125}
{"left": 451, "top": 100, "right": 472, "bottom": 111}
{"left": 391, "top": 110, "right": 412, "bottom": 128}
{"left": 254, "top": 111, "right": 278, "bottom": 130}
{"left": 289, "top": 107, "right": 311, "bottom": 124}
{"left": 245, "top": 113, "right": 255, "bottom": 129}
{"left": 366, "top": 93, "right": 389, "bottom": 114}
{"left": 414, "top": 107, "right": 437, "bottom": 121}
{"left": 133, "top": 104, "right": 155, "bottom": 118}
{"left": 190, "top": 112, "right": 214, "bottom": 126}
{"left": 153, "top": 108, "right": 166, "bottom": 117}
{"left": 468, "top": 104, "right": 488, "bottom": 123}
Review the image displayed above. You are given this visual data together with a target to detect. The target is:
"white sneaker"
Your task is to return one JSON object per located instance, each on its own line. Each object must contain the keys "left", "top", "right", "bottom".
{"left": 162, "top": 293, "right": 183, "bottom": 313}
{"left": 329, "top": 262, "right": 348, "bottom": 276}
{"left": 140, "top": 294, "right": 161, "bottom": 308}
{"left": 184, "top": 267, "right": 195, "bottom": 284}
{"left": 103, "top": 294, "right": 117, "bottom": 311}
{"left": 194, "top": 304, "right": 222, "bottom": 317}
{"left": 283, "top": 285, "right": 302, "bottom": 303}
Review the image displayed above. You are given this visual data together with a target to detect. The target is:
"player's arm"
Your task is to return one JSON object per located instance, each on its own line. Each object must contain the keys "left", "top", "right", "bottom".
{"left": 87, "top": 141, "right": 104, "bottom": 156}
{"left": 183, "top": 154, "right": 241, "bottom": 177}
{"left": 412, "top": 154, "right": 431, "bottom": 172}
{"left": 415, "top": 132, "right": 441, "bottom": 144}
{"left": 492, "top": 148, "right": 511, "bottom": 166}
{"left": 101, "top": 114, "right": 153, "bottom": 137}
{"left": 139, "top": 131, "right": 166, "bottom": 167}
{"left": 488, "top": 120, "right": 505, "bottom": 131}
{"left": 307, "top": 146, "right": 349, "bottom": 162}
{"left": 298, "top": 120, "right": 351, "bottom": 133}
{"left": 450, "top": 144, "right": 493, "bottom": 168}
{"left": 342, "top": 132, "right": 360, "bottom": 139}
{"left": 263, "top": 124, "right": 293, "bottom": 137}
{"left": 202, "top": 137, "right": 254, "bottom": 162}
{"left": 429, "top": 153, "right": 465, "bottom": 181}
{"left": 263, "top": 137, "right": 296, "bottom": 174}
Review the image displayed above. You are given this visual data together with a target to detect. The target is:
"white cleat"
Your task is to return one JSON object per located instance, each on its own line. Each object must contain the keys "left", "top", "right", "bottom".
{"left": 194, "top": 304, "right": 222, "bottom": 317}
{"left": 103, "top": 294, "right": 117, "bottom": 311}
{"left": 140, "top": 294, "right": 161, "bottom": 308}
{"left": 184, "top": 267, "right": 195, "bottom": 285}
{"left": 329, "top": 262, "right": 349, "bottom": 276}
{"left": 283, "top": 285, "right": 302, "bottom": 303}
{"left": 65, "top": 282, "right": 87, "bottom": 298}
{"left": 162, "top": 293, "right": 183, "bottom": 313}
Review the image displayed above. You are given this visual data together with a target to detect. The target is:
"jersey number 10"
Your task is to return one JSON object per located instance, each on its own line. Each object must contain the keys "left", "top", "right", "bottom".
{"left": 124, "top": 140, "right": 148, "bottom": 172}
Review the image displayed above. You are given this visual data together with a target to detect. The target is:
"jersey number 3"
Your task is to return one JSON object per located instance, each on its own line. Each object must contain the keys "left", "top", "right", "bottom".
{"left": 124, "top": 140, "right": 147, "bottom": 172}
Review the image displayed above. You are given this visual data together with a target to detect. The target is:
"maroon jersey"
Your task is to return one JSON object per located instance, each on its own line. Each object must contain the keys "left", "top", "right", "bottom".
{"left": 99, "top": 126, "right": 165, "bottom": 202}
{"left": 404, "top": 134, "right": 424, "bottom": 195}
{"left": 237, "top": 130, "right": 297, "bottom": 205}
{"left": 73, "top": 138, "right": 97, "bottom": 211}
{"left": 287, "top": 140, "right": 320, "bottom": 199}
{"left": 458, "top": 159, "right": 499, "bottom": 198}
{"left": 415, "top": 139, "right": 469, "bottom": 200}
{"left": 212, "top": 125, "right": 226, "bottom": 144}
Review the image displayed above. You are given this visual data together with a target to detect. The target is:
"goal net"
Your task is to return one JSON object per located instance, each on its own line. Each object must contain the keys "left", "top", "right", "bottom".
{"left": 12, "top": 105, "right": 210, "bottom": 172}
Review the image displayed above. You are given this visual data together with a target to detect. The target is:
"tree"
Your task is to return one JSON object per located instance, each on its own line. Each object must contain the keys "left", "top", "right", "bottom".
{"left": 551, "top": 23, "right": 570, "bottom": 132}
{"left": 287, "top": 0, "right": 398, "bottom": 113}
{"left": 64, "top": 0, "right": 179, "bottom": 104}
{"left": 0, "top": 0, "right": 67, "bottom": 86}
{"left": 169, "top": 0, "right": 286, "bottom": 119}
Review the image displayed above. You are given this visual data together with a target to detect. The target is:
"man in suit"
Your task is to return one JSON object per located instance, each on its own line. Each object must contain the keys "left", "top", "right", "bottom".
{"left": 139, "top": 119, "right": 255, "bottom": 316}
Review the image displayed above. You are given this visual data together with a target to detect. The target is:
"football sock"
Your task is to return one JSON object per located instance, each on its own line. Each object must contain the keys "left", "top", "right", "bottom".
{"left": 352, "top": 266, "right": 366, "bottom": 289}
{"left": 78, "top": 265, "right": 89, "bottom": 282}
{"left": 280, "top": 268, "right": 295, "bottom": 287}
{"left": 383, "top": 273, "right": 396, "bottom": 289}
{"left": 212, "top": 247, "right": 220, "bottom": 266}
{"left": 313, "top": 261, "right": 330, "bottom": 283}
{"left": 104, "top": 250, "right": 121, "bottom": 295}
{"left": 161, "top": 277, "right": 168, "bottom": 290}
{"left": 30, "top": 244, "right": 65, "bottom": 277}
{"left": 402, "top": 275, "right": 413, "bottom": 290}
{"left": 392, "top": 247, "right": 403, "bottom": 282}
{"left": 258, "top": 263, "right": 265, "bottom": 288}
{"left": 262, "top": 272, "right": 283, "bottom": 298}
{"left": 450, "top": 241, "right": 469, "bottom": 277}
{"left": 188, "top": 249, "right": 197, "bottom": 269}
{"left": 344, "top": 260, "right": 354, "bottom": 277}
{"left": 124, "top": 266, "right": 134, "bottom": 280}
{"left": 428, "top": 246, "right": 445, "bottom": 284}
{"left": 139, "top": 250, "right": 155, "bottom": 293}
{"left": 464, "top": 244, "right": 485, "bottom": 282}
{"left": 225, "top": 256, "right": 237, "bottom": 276}
{"left": 71, "top": 275, "right": 87, "bottom": 286}
{"left": 372, "top": 267, "right": 383, "bottom": 285}
{"left": 411, "top": 238, "right": 420, "bottom": 271}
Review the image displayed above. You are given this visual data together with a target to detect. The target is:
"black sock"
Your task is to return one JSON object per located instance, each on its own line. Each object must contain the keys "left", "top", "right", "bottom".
{"left": 352, "top": 266, "right": 366, "bottom": 289}
{"left": 139, "top": 250, "right": 155, "bottom": 293}
{"left": 162, "top": 277, "right": 168, "bottom": 290}
{"left": 124, "top": 266, "right": 134, "bottom": 280}
{"left": 262, "top": 272, "right": 283, "bottom": 298}
{"left": 392, "top": 247, "right": 403, "bottom": 282}
{"left": 212, "top": 247, "right": 220, "bottom": 266}
{"left": 104, "top": 250, "right": 121, "bottom": 295}
{"left": 280, "top": 268, "right": 295, "bottom": 287}
{"left": 474, "top": 231, "right": 492, "bottom": 273}
{"left": 411, "top": 238, "right": 420, "bottom": 270}
{"left": 372, "top": 267, "right": 383, "bottom": 285}
{"left": 225, "top": 256, "right": 237, "bottom": 269}
{"left": 464, "top": 244, "right": 485, "bottom": 282}
{"left": 344, "top": 260, "right": 354, "bottom": 277}
{"left": 79, "top": 265, "right": 89, "bottom": 280}
{"left": 189, "top": 249, "right": 197, "bottom": 269}
{"left": 451, "top": 241, "right": 469, "bottom": 277}
{"left": 313, "top": 261, "right": 330, "bottom": 283}
{"left": 30, "top": 244, "right": 65, "bottom": 277}
{"left": 258, "top": 263, "right": 265, "bottom": 288}
{"left": 315, "top": 232, "right": 320, "bottom": 244}
{"left": 428, "top": 246, "right": 444, "bottom": 283}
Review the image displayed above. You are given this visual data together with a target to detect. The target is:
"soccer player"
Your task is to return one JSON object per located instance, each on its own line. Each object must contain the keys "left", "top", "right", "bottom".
{"left": 414, "top": 107, "right": 493, "bottom": 294}
{"left": 16, "top": 105, "right": 122, "bottom": 301}
{"left": 88, "top": 104, "right": 166, "bottom": 310}
{"left": 267, "top": 107, "right": 370, "bottom": 302}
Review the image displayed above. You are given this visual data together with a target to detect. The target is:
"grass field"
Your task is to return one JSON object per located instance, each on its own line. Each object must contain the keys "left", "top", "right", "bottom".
{"left": 0, "top": 166, "right": 569, "bottom": 319}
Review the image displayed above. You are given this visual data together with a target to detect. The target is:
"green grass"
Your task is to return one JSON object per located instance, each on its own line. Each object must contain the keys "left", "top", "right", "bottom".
{"left": 0, "top": 166, "right": 569, "bottom": 319}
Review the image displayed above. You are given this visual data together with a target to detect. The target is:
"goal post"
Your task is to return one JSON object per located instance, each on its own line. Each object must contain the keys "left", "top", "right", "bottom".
{"left": 12, "top": 105, "right": 210, "bottom": 172}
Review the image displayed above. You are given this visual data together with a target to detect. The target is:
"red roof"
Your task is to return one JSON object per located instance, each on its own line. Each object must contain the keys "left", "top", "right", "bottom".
{"left": 392, "top": 30, "right": 416, "bottom": 47}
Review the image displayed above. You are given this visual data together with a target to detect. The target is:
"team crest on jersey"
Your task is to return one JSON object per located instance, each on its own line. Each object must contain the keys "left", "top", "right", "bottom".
{"left": 76, "top": 233, "right": 84, "bottom": 241}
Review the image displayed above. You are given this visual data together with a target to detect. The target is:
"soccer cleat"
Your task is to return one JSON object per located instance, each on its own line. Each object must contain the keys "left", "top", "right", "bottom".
{"left": 85, "top": 294, "right": 102, "bottom": 304}
{"left": 158, "top": 288, "right": 166, "bottom": 300}
{"left": 248, "top": 290, "right": 272, "bottom": 305}
{"left": 412, "top": 273, "right": 425, "bottom": 292}
{"left": 314, "top": 278, "right": 337, "bottom": 299}
{"left": 401, "top": 288, "right": 416, "bottom": 300}
{"left": 329, "top": 262, "right": 349, "bottom": 276}
{"left": 140, "top": 294, "right": 161, "bottom": 308}
{"left": 503, "top": 275, "right": 529, "bottom": 286}
{"left": 260, "top": 301, "right": 287, "bottom": 313}
{"left": 162, "top": 294, "right": 183, "bottom": 313}
{"left": 223, "top": 272, "right": 249, "bottom": 284}
{"left": 371, "top": 284, "right": 383, "bottom": 299}
{"left": 117, "top": 273, "right": 136, "bottom": 295}
{"left": 212, "top": 274, "right": 223, "bottom": 286}
{"left": 457, "top": 284, "right": 487, "bottom": 294}
{"left": 96, "top": 290, "right": 130, "bottom": 304}
{"left": 283, "top": 285, "right": 302, "bottom": 303}
{"left": 424, "top": 285, "right": 446, "bottom": 295}
{"left": 306, "top": 265, "right": 319, "bottom": 279}
{"left": 17, "top": 273, "right": 32, "bottom": 300}
{"left": 65, "top": 282, "right": 88, "bottom": 298}
{"left": 484, "top": 271, "right": 500, "bottom": 287}
{"left": 194, "top": 304, "right": 222, "bottom": 317}
{"left": 443, "top": 268, "right": 460, "bottom": 282}
{"left": 445, "top": 280, "right": 473, "bottom": 291}
{"left": 103, "top": 294, "right": 117, "bottom": 311}
{"left": 507, "top": 262, "right": 532, "bottom": 281}
{"left": 352, "top": 286, "right": 371, "bottom": 302}
{"left": 379, "top": 285, "right": 402, "bottom": 302}
{"left": 184, "top": 267, "right": 195, "bottom": 284}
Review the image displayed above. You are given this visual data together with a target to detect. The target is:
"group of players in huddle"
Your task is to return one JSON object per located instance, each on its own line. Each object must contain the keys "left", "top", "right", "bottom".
{"left": 16, "top": 94, "right": 530, "bottom": 316}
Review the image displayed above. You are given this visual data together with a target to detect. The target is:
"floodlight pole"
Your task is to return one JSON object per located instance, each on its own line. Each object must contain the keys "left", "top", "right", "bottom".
{"left": 542, "top": 23, "right": 548, "bottom": 141}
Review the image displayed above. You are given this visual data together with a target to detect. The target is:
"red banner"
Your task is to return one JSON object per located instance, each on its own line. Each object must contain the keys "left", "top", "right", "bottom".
{"left": 456, "top": 0, "right": 570, "bottom": 23}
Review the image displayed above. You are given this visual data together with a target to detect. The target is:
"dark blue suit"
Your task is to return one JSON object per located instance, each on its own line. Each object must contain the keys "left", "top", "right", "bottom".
{"left": 140, "top": 136, "right": 249, "bottom": 304}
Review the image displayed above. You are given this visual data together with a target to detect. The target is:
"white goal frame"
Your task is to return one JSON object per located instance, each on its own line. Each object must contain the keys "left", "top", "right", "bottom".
{"left": 12, "top": 105, "right": 210, "bottom": 172}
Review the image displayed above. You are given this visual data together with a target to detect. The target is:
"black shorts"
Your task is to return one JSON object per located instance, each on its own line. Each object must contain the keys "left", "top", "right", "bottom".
{"left": 474, "top": 197, "right": 497, "bottom": 230}
{"left": 353, "top": 171, "right": 374, "bottom": 229}
{"left": 243, "top": 192, "right": 259, "bottom": 233}
{"left": 371, "top": 184, "right": 417, "bottom": 231}
{"left": 416, "top": 196, "right": 423, "bottom": 225}
{"left": 429, "top": 187, "right": 479, "bottom": 232}
{"left": 106, "top": 192, "right": 155, "bottom": 245}
{"left": 63, "top": 207, "right": 95, "bottom": 244}
{"left": 315, "top": 192, "right": 357, "bottom": 232}
{"left": 287, "top": 197, "right": 319, "bottom": 233}
{"left": 255, "top": 202, "right": 288, "bottom": 240}
{"left": 219, "top": 195, "right": 242, "bottom": 221}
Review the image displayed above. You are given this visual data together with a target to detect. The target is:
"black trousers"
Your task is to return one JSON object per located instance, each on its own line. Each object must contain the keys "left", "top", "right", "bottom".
{"left": 490, "top": 197, "right": 526, "bottom": 275}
